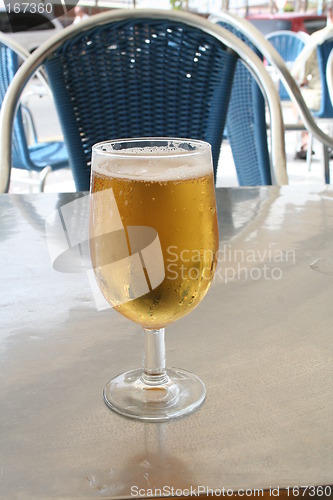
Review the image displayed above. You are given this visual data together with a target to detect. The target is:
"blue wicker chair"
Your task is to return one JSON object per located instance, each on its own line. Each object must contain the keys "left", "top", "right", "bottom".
{"left": 311, "top": 34, "right": 333, "bottom": 120}
{"left": 326, "top": 48, "right": 333, "bottom": 108}
{"left": 0, "top": 9, "right": 288, "bottom": 192}
{"left": 211, "top": 18, "right": 272, "bottom": 185}
{"left": 0, "top": 34, "right": 69, "bottom": 191}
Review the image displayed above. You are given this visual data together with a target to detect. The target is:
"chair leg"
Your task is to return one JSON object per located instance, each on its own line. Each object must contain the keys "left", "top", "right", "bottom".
{"left": 307, "top": 133, "right": 313, "bottom": 171}
{"left": 38, "top": 166, "right": 52, "bottom": 192}
{"left": 323, "top": 144, "right": 330, "bottom": 184}
{"left": 28, "top": 171, "right": 35, "bottom": 193}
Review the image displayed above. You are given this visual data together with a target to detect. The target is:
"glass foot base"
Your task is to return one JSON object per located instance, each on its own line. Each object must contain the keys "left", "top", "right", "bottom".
{"left": 103, "top": 368, "right": 206, "bottom": 421}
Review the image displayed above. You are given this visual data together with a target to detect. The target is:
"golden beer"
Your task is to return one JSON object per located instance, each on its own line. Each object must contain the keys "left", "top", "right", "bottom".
{"left": 90, "top": 148, "right": 218, "bottom": 329}
{"left": 90, "top": 139, "right": 217, "bottom": 421}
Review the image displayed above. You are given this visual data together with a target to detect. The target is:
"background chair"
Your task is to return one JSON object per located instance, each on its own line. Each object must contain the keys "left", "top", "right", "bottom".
{"left": 312, "top": 32, "right": 333, "bottom": 120}
{"left": 266, "top": 30, "right": 309, "bottom": 101}
{"left": 211, "top": 19, "right": 273, "bottom": 185}
{"left": 0, "top": 34, "right": 68, "bottom": 191}
{"left": 211, "top": 11, "right": 333, "bottom": 184}
{"left": 326, "top": 48, "right": 333, "bottom": 107}
{"left": 292, "top": 26, "right": 333, "bottom": 179}
{"left": 0, "top": 9, "right": 288, "bottom": 193}
{"left": 265, "top": 30, "right": 309, "bottom": 164}
{"left": 307, "top": 33, "right": 333, "bottom": 174}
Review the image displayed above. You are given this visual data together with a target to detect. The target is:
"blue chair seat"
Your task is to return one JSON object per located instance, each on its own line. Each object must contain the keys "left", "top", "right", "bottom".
{"left": 27, "top": 141, "right": 69, "bottom": 171}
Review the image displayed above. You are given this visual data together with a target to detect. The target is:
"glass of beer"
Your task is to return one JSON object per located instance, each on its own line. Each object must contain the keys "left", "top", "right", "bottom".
{"left": 90, "top": 138, "right": 218, "bottom": 421}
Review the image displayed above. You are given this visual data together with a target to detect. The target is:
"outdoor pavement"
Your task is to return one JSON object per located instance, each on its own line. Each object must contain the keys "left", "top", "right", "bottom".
{"left": 9, "top": 82, "right": 332, "bottom": 193}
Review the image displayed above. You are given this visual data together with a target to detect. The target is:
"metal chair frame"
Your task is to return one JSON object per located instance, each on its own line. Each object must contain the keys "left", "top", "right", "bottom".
{"left": 0, "top": 8, "right": 288, "bottom": 193}
{"left": 292, "top": 26, "right": 333, "bottom": 179}
{"left": 210, "top": 12, "right": 333, "bottom": 184}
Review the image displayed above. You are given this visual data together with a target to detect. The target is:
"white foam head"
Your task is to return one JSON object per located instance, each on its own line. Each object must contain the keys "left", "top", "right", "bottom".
{"left": 92, "top": 139, "right": 213, "bottom": 181}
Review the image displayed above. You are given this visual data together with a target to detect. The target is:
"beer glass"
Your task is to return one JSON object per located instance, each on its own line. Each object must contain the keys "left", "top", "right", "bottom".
{"left": 90, "top": 138, "right": 218, "bottom": 421}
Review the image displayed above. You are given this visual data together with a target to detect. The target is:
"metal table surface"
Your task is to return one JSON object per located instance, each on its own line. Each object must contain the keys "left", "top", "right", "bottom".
{"left": 1, "top": 186, "right": 333, "bottom": 499}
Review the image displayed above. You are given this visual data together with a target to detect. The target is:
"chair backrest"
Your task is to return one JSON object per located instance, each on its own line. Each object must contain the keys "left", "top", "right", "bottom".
{"left": 213, "top": 19, "right": 271, "bottom": 185}
{"left": 0, "top": 37, "right": 33, "bottom": 170}
{"left": 45, "top": 16, "right": 239, "bottom": 190}
{"left": 292, "top": 26, "right": 333, "bottom": 119}
{"left": 0, "top": 9, "right": 289, "bottom": 193}
{"left": 326, "top": 48, "right": 333, "bottom": 107}
{"left": 266, "top": 30, "right": 308, "bottom": 100}
{"left": 315, "top": 37, "right": 333, "bottom": 118}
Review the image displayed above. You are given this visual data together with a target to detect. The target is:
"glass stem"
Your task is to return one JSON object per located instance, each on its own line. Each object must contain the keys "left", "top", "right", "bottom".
{"left": 142, "top": 328, "right": 168, "bottom": 386}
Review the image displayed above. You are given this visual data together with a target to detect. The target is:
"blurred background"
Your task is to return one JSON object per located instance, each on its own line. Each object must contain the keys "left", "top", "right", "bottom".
{"left": 3, "top": 0, "right": 333, "bottom": 191}
{"left": 51, "top": 0, "right": 333, "bottom": 24}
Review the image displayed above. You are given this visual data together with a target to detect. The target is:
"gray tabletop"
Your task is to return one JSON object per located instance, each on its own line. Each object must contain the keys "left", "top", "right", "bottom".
{"left": 1, "top": 186, "right": 333, "bottom": 499}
